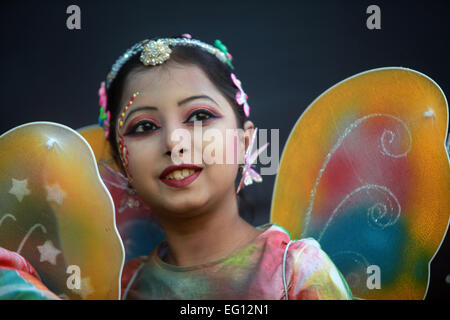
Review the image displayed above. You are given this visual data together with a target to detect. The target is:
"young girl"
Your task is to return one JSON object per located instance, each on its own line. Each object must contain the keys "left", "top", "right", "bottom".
{"left": 103, "top": 34, "right": 352, "bottom": 300}
{"left": 0, "top": 34, "right": 352, "bottom": 300}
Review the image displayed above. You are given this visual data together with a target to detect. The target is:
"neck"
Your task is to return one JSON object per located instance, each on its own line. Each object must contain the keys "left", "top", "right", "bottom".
{"left": 154, "top": 187, "right": 261, "bottom": 267}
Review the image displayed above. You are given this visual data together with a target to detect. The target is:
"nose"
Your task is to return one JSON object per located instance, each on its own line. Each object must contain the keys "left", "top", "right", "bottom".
{"left": 165, "top": 146, "right": 184, "bottom": 157}
{"left": 163, "top": 124, "right": 190, "bottom": 159}
{"left": 165, "top": 138, "right": 188, "bottom": 165}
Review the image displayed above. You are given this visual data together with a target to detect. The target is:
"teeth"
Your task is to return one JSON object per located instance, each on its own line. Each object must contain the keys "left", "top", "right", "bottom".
{"left": 164, "top": 169, "right": 196, "bottom": 180}
{"left": 174, "top": 170, "right": 182, "bottom": 179}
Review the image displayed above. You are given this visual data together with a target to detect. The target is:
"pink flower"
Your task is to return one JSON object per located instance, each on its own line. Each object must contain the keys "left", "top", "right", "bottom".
{"left": 231, "top": 73, "right": 250, "bottom": 118}
{"left": 98, "top": 81, "right": 107, "bottom": 108}
{"left": 98, "top": 81, "right": 110, "bottom": 139}
{"left": 236, "top": 128, "right": 268, "bottom": 194}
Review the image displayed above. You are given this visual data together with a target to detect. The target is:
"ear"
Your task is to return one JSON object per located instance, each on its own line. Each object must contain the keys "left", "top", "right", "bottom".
{"left": 243, "top": 120, "right": 255, "bottom": 154}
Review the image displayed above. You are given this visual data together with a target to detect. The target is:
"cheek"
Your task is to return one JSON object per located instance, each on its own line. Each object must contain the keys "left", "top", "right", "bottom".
{"left": 123, "top": 138, "right": 159, "bottom": 179}
{"left": 200, "top": 126, "right": 245, "bottom": 166}
{"left": 117, "top": 135, "right": 131, "bottom": 175}
{"left": 229, "top": 132, "right": 245, "bottom": 164}
{"left": 204, "top": 163, "right": 239, "bottom": 191}
{"left": 222, "top": 129, "right": 245, "bottom": 165}
{"left": 203, "top": 131, "right": 241, "bottom": 186}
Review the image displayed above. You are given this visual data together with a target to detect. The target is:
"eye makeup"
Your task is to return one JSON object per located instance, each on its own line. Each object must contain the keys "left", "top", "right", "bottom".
{"left": 116, "top": 96, "right": 223, "bottom": 179}
{"left": 124, "top": 114, "right": 161, "bottom": 136}
{"left": 183, "top": 104, "right": 223, "bottom": 124}
{"left": 119, "top": 92, "right": 140, "bottom": 129}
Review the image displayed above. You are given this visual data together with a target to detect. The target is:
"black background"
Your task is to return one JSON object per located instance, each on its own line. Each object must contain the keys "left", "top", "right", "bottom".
{"left": 0, "top": 0, "right": 448, "bottom": 299}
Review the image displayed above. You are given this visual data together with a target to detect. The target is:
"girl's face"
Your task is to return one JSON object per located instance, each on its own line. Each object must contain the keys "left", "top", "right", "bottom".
{"left": 115, "top": 62, "right": 251, "bottom": 218}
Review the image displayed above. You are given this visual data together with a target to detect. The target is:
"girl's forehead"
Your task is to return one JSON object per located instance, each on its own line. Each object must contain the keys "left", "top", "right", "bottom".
{"left": 124, "top": 63, "right": 217, "bottom": 98}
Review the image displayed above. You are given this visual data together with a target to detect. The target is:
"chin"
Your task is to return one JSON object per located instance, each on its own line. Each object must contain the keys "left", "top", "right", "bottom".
{"left": 158, "top": 190, "right": 211, "bottom": 217}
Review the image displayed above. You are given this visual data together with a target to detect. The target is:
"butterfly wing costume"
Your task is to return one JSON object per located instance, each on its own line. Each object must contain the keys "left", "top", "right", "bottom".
{"left": 271, "top": 67, "right": 450, "bottom": 299}
{"left": 0, "top": 67, "right": 448, "bottom": 299}
{"left": 0, "top": 122, "right": 124, "bottom": 299}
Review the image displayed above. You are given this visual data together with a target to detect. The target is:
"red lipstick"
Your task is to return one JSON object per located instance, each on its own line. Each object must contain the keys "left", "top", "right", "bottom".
{"left": 159, "top": 164, "right": 203, "bottom": 188}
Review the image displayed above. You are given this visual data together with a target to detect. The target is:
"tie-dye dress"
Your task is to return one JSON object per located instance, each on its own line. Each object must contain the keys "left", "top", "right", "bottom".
{"left": 0, "top": 247, "right": 59, "bottom": 299}
{"left": 0, "top": 224, "right": 352, "bottom": 300}
{"left": 121, "top": 224, "right": 353, "bottom": 300}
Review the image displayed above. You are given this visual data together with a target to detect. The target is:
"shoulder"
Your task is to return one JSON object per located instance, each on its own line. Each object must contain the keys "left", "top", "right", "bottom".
{"left": 256, "top": 224, "right": 321, "bottom": 258}
{"left": 283, "top": 238, "right": 353, "bottom": 300}
{"left": 286, "top": 238, "right": 323, "bottom": 264}
{"left": 257, "top": 223, "right": 291, "bottom": 246}
{"left": 285, "top": 237, "right": 338, "bottom": 279}
{"left": 281, "top": 237, "right": 325, "bottom": 285}
{"left": 253, "top": 223, "right": 292, "bottom": 259}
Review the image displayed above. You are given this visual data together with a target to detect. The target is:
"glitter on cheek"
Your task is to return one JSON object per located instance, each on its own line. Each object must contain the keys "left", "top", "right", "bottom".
{"left": 118, "top": 134, "right": 132, "bottom": 180}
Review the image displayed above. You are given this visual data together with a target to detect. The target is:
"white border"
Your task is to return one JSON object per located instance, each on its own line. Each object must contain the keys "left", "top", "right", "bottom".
{"left": 269, "top": 67, "right": 450, "bottom": 300}
{"left": 0, "top": 121, "right": 126, "bottom": 300}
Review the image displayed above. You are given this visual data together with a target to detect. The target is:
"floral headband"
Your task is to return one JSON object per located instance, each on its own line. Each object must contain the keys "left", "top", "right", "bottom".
{"left": 98, "top": 34, "right": 251, "bottom": 138}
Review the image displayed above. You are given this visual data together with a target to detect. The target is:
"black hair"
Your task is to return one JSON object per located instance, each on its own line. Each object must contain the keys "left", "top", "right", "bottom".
{"left": 105, "top": 36, "right": 254, "bottom": 222}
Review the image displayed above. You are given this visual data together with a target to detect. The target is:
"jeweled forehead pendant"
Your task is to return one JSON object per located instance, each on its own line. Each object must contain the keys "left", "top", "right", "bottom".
{"left": 140, "top": 40, "right": 172, "bottom": 66}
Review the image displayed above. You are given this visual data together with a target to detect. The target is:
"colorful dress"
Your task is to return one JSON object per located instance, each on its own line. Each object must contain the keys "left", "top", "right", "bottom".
{"left": 121, "top": 224, "right": 352, "bottom": 300}
{"left": 0, "top": 247, "right": 59, "bottom": 300}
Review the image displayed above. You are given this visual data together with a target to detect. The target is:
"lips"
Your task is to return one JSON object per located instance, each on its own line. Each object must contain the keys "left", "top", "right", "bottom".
{"left": 159, "top": 164, "right": 203, "bottom": 188}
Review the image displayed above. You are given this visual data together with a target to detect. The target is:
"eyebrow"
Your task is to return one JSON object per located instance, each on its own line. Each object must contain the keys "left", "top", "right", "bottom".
{"left": 177, "top": 95, "right": 218, "bottom": 107}
{"left": 123, "top": 106, "right": 157, "bottom": 127}
{"left": 122, "top": 95, "right": 219, "bottom": 127}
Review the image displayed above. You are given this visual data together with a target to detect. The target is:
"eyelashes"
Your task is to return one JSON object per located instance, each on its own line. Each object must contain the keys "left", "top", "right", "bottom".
{"left": 124, "top": 120, "right": 160, "bottom": 136}
{"left": 124, "top": 109, "right": 220, "bottom": 136}
{"left": 184, "top": 109, "right": 219, "bottom": 123}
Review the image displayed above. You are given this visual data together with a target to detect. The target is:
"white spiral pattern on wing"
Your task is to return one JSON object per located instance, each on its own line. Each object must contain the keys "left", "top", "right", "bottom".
{"left": 318, "top": 184, "right": 401, "bottom": 241}
{"left": 303, "top": 113, "right": 411, "bottom": 237}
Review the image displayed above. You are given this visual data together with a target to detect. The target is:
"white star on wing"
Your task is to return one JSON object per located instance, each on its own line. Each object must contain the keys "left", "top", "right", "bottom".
{"left": 9, "top": 178, "right": 31, "bottom": 202}
{"left": 37, "top": 240, "right": 61, "bottom": 265}
{"left": 45, "top": 137, "right": 58, "bottom": 149}
{"left": 45, "top": 183, "right": 66, "bottom": 205}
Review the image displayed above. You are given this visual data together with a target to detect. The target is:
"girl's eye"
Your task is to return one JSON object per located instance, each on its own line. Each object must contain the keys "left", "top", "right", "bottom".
{"left": 185, "top": 110, "right": 216, "bottom": 123}
{"left": 126, "top": 120, "right": 159, "bottom": 135}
